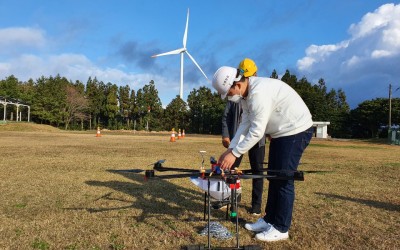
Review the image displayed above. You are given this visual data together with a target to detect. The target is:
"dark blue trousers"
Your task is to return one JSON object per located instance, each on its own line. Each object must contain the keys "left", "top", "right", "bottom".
{"left": 233, "top": 143, "right": 265, "bottom": 212}
{"left": 248, "top": 144, "right": 265, "bottom": 212}
{"left": 264, "top": 127, "right": 313, "bottom": 232}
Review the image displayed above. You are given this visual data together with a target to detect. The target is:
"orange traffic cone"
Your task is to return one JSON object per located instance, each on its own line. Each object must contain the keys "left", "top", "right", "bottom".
{"left": 178, "top": 129, "right": 182, "bottom": 139}
{"left": 170, "top": 128, "right": 176, "bottom": 142}
{"left": 182, "top": 129, "right": 185, "bottom": 138}
{"left": 96, "top": 126, "right": 101, "bottom": 137}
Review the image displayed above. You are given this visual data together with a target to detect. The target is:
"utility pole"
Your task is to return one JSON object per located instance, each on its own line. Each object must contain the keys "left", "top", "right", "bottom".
{"left": 389, "top": 83, "right": 392, "bottom": 129}
{"left": 146, "top": 106, "right": 150, "bottom": 131}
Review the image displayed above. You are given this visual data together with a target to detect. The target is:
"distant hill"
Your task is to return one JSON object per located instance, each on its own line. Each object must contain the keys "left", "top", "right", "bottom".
{"left": 0, "top": 122, "right": 61, "bottom": 132}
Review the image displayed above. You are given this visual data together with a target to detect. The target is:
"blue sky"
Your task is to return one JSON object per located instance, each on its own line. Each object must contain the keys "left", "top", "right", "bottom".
{"left": 0, "top": 1, "right": 399, "bottom": 108}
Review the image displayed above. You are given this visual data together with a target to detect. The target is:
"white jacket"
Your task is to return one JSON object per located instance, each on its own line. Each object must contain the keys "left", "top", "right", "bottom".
{"left": 229, "top": 77, "right": 313, "bottom": 157}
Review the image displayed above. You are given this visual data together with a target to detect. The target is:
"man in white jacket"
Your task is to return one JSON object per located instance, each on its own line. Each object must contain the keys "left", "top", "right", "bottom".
{"left": 221, "top": 58, "right": 266, "bottom": 215}
{"left": 212, "top": 66, "right": 313, "bottom": 242}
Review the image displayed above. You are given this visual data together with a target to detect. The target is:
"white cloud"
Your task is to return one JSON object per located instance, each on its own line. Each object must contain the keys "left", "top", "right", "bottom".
{"left": 297, "top": 56, "right": 315, "bottom": 71}
{"left": 0, "top": 27, "right": 140, "bottom": 87}
{"left": 0, "top": 27, "right": 46, "bottom": 48}
{"left": 348, "top": 3, "right": 398, "bottom": 39}
{"left": 344, "top": 55, "right": 360, "bottom": 67}
{"left": 0, "top": 51, "right": 179, "bottom": 106}
{"left": 1, "top": 53, "right": 143, "bottom": 86}
{"left": 0, "top": 25, "right": 183, "bottom": 106}
{"left": 297, "top": 3, "right": 400, "bottom": 107}
{"left": 382, "top": 22, "right": 400, "bottom": 47}
{"left": 0, "top": 62, "right": 10, "bottom": 72}
{"left": 297, "top": 42, "right": 349, "bottom": 70}
{"left": 371, "top": 50, "right": 391, "bottom": 58}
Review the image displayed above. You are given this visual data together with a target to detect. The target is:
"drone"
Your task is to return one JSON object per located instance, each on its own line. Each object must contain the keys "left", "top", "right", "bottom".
{"left": 113, "top": 151, "right": 312, "bottom": 250}
{"left": 121, "top": 151, "right": 305, "bottom": 182}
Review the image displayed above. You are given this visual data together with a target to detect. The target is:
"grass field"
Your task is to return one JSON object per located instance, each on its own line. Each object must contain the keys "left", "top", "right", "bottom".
{"left": 0, "top": 123, "right": 399, "bottom": 250}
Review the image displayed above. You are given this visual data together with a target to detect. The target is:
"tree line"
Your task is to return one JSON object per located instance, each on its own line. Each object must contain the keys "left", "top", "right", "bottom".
{"left": 0, "top": 72, "right": 399, "bottom": 138}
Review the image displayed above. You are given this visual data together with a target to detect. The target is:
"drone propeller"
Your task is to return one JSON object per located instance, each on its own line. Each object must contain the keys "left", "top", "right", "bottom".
{"left": 238, "top": 172, "right": 304, "bottom": 181}
{"left": 150, "top": 159, "right": 204, "bottom": 173}
{"left": 147, "top": 171, "right": 222, "bottom": 180}
{"left": 241, "top": 168, "right": 331, "bottom": 175}
{"left": 152, "top": 173, "right": 195, "bottom": 179}
{"left": 151, "top": 159, "right": 165, "bottom": 165}
{"left": 110, "top": 159, "right": 202, "bottom": 174}
{"left": 153, "top": 166, "right": 200, "bottom": 173}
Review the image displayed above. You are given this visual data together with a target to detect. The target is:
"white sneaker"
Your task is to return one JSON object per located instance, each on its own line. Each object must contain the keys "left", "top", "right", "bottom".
{"left": 255, "top": 226, "right": 289, "bottom": 242}
{"left": 244, "top": 218, "right": 271, "bottom": 232}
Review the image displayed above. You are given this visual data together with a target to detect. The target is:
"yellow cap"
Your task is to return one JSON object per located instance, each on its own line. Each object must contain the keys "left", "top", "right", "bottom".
{"left": 238, "top": 58, "right": 258, "bottom": 77}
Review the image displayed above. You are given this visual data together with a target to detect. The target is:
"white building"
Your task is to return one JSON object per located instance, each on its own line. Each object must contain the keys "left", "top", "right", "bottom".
{"left": 313, "top": 122, "right": 330, "bottom": 139}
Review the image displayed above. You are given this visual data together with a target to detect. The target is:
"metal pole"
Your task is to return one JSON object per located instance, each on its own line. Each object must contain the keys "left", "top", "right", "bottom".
{"left": 16, "top": 104, "right": 19, "bottom": 122}
{"left": 396, "top": 87, "right": 400, "bottom": 111}
{"left": 2, "top": 103, "right": 6, "bottom": 121}
{"left": 147, "top": 107, "right": 150, "bottom": 131}
{"left": 389, "top": 84, "right": 392, "bottom": 128}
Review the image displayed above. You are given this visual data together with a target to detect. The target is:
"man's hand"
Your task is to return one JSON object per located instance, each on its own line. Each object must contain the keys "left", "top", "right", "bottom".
{"left": 218, "top": 148, "right": 237, "bottom": 170}
{"left": 222, "top": 137, "right": 230, "bottom": 148}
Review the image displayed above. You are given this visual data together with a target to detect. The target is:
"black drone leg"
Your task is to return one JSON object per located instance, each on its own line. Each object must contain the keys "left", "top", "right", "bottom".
{"left": 207, "top": 179, "right": 211, "bottom": 249}
{"left": 204, "top": 192, "right": 207, "bottom": 221}
{"left": 226, "top": 202, "right": 229, "bottom": 220}
{"left": 235, "top": 187, "right": 239, "bottom": 249}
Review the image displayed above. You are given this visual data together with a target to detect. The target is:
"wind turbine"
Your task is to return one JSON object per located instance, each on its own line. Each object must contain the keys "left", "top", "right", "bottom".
{"left": 152, "top": 8, "right": 209, "bottom": 99}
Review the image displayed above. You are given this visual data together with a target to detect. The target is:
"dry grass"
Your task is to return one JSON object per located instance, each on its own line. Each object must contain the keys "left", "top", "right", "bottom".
{"left": 0, "top": 123, "right": 399, "bottom": 250}
{"left": 0, "top": 122, "right": 61, "bottom": 132}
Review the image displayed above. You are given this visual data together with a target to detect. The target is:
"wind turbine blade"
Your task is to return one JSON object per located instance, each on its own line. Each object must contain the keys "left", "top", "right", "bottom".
{"left": 185, "top": 51, "right": 209, "bottom": 80}
{"left": 183, "top": 8, "right": 189, "bottom": 48}
{"left": 152, "top": 48, "right": 185, "bottom": 57}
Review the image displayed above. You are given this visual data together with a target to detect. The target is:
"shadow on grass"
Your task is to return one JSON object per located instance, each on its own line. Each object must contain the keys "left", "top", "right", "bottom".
{"left": 78, "top": 170, "right": 228, "bottom": 222}
{"left": 315, "top": 192, "right": 400, "bottom": 212}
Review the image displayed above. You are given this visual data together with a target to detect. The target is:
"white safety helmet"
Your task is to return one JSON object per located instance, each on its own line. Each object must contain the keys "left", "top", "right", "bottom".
{"left": 212, "top": 66, "right": 242, "bottom": 99}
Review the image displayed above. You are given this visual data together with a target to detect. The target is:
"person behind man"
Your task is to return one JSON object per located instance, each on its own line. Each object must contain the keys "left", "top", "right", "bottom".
{"left": 212, "top": 66, "right": 313, "bottom": 242}
{"left": 221, "top": 58, "right": 265, "bottom": 215}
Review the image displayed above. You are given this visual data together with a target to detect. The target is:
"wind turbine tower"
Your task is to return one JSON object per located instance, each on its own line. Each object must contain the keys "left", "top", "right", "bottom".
{"left": 152, "top": 8, "right": 209, "bottom": 99}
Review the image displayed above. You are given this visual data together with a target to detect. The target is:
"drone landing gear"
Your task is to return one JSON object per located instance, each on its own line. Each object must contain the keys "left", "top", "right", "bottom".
{"left": 184, "top": 176, "right": 262, "bottom": 250}
{"left": 203, "top": 192, "right": 231, "bottom": 221}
